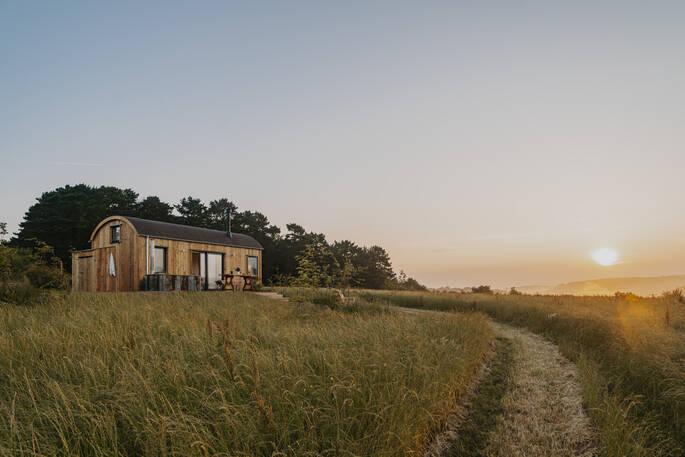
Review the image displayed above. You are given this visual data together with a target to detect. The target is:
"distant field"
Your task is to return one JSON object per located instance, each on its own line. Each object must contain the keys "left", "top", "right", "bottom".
{"left": 0, "top": 292, "right": 492, "bottom": 457}
{"left": 360, "top": 290, "right": 685, "bottom": 456}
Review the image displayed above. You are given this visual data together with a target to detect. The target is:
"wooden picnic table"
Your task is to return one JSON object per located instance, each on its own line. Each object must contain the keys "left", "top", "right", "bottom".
{"left": 222, "top": 274, "right": 257, "bottom": 291}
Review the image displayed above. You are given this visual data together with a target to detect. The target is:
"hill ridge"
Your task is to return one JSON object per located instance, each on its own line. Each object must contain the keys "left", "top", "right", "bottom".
{"left": 518, "top": 274, "right": 685, "bottom": 296}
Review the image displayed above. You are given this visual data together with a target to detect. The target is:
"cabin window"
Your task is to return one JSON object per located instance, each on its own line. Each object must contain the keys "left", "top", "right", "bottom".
{"left": 247, "top": 256, "right": 258, "bottom": 276}
{"left": 152, "top": 246, "right": 167, "bottom": 274}
{"left": 110, "top": 225, "right": 121, "bottom": 244}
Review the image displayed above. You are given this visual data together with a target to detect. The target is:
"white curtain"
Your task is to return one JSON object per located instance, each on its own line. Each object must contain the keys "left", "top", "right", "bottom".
{"left": 108, "top": 252, "right": 116, "bottom": 277}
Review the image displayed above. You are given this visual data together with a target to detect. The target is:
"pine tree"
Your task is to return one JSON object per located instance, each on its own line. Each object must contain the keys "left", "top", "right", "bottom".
{"left": 293, "top": 244, "right": 322, "bottom": 287}
{"left": 293, "top": 241, "right": 340, "bottom": 288}
{"left": 175, "top": 197, "right": 209, "bottom": 227}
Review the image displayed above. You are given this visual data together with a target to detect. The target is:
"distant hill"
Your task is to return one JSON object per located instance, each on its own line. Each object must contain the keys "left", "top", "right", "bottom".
{"left": 517, "top": 275, "right": 685, "bottom": 297}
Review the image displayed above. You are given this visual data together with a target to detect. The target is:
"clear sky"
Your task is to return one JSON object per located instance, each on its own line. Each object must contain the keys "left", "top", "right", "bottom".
{"left": 2, "top": 1, "right": 684, "bottom": 288}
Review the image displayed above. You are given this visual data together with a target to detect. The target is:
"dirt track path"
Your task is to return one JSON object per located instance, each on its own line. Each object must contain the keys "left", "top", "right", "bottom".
{"left": 260, "top": 294, "right": 596, "bottom": 456}
{"left": 485, "top": 322, "right": 596, "bottom": 457}
{"left": 399, "top": 306, "right": 596, "bottom": 456}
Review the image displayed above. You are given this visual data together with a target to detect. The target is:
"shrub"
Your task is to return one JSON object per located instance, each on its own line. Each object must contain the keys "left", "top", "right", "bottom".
{"left": 392, "top": 270, "right": 428, "bottom": 291}
{"left": 267, "top": 273, "right": 292, "bottom": 287}
{"left": 0, "top": 242, "right": 65, "bottom": 305}
{"left": 25, "top": 264, "right": 66, "bottom": 289}
{"left": 0, "top": 280, "right": 44, "bottom": 305}
{"left": 471, "top": 285, "right": 493, "bottom": 294}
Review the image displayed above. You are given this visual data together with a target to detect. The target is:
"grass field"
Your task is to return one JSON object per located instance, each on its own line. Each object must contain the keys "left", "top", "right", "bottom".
{"left": 0, "top": 292, "right": 492, "bottom": 457}
{"left": 359, "top": 290, "right": 685, "bottom": 456}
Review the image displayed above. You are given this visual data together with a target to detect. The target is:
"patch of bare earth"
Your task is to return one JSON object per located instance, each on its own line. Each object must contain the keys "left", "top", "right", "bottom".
{"left": 485, "top": 322, "right": 597, "bottom": 457}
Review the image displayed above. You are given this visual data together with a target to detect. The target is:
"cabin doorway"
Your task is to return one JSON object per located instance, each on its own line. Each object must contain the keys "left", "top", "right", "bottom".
{"left": 76, "top": 255, "right": 95, "bottom": 291}
{"left": 192, "top": 252, "right": 224, "bottom": 290}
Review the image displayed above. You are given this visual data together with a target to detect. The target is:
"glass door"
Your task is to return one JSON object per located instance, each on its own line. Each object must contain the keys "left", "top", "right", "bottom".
{"left": 199, "top": 252, "right": 223, "bottom": 290}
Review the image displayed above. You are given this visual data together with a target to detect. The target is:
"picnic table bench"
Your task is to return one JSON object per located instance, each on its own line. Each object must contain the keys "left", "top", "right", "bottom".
{"left": 222, "top": 274, "right": 257, "bottom": 291}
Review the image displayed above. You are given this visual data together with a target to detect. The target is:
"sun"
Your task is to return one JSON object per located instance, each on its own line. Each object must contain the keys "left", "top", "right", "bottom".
{"left": 591, "top": 248, "right": 619, "bottom": 266}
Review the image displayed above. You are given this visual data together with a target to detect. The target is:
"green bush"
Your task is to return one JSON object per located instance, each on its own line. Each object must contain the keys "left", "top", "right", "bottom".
{"left": 25, "top": 264, "right": 66, "bottom": 289}
{"left": 0, "top": 242, "right": 65, "bottom": 305}
{"left": 0, "top": 280, "right": 44, "bottom": 305}
{"left": 267, "top": 273, "right": 293, "bottom": 287}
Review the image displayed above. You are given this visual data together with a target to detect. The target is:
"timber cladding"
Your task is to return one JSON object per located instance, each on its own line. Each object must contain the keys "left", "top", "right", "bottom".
{"left": 71, "top": 216, "right": 263, "bottom": 292}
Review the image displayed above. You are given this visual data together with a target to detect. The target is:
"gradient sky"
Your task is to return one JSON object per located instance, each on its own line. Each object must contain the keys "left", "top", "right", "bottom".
{"left": 2, "top": 1, "right": 685, "bottom": 288}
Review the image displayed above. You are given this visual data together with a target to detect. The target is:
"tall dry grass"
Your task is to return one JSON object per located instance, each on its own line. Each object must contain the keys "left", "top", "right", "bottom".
{"left": 360, "top": 290, "right": 685, "bottom": 456}
{"left": 0, "top": 292, "right": 492, "bottom": 457}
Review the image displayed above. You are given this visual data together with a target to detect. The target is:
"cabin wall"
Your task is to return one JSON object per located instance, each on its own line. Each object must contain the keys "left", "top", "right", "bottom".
{"left": 72, "top": 217, "right": 137, "bottom": 292}
{"left": 71, "top": 216, "right": 263, "bottom": 292}
{"left": 134, "top": 235, "right": 262, "bottom": 290}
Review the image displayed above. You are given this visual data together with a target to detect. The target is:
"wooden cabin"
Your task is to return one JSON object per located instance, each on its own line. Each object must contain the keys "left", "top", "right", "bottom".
{"left": 71, "top": 216, "right": 263, "bottom": 292}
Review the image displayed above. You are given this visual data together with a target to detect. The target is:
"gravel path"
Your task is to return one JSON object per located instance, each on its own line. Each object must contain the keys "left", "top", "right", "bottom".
{"left": 484, "top": 321, "right": 597, "bottom": 457}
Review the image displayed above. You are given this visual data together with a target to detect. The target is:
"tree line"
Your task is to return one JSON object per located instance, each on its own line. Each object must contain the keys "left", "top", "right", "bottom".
{"left": 10, "top": 184, "right": 425, "bottom": 290}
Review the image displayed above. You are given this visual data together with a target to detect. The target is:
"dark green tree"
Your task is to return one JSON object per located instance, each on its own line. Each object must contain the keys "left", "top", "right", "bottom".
{"left": 232, "top": 210, "right": 281, "bottom": 279}
{"left": 293, "top": 239, "right": 340, "bottom": 288}
{"left": 136, "top": 196, "right": 176, "bottom": 222}
{"left": 207, "top": 198, "right": 238, "bottom": 230}
{"left": 270, "top": 224, "right": 315, "bottom": 281}
{"left": 394, "top": 270, "right": 427, "bottom": 291}
{"left": 402, "top": 277, "right": 426, "bottom": 291}
{"left": 331, "top": 240, "right": 366, "bottom": 287}
{"left": 175, "top": 196, "right": 209, "bottom": 227}
{"left": 12, "top": 184, "right": 139, "bottom": 268}
{"left": 358, "top": 245, "right": 395, "bottom": 289}
{"left": 232, "top": 211, "right": 279, "bottom": 239}
{"left": 292, "top": 244, "right": 321, "bottom": 287}
{"left": 339, "top": 255, "right": 363, "bottom": 297}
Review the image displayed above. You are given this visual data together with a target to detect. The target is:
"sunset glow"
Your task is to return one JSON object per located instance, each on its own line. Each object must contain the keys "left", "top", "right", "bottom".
{"left": 2, "top": 3, "right": 685, "bottom": 289}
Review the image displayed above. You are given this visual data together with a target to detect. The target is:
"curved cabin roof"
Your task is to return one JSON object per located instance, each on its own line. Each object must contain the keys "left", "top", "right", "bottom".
{"left": 92, "top": 216, "right": 263, "bottom": 250}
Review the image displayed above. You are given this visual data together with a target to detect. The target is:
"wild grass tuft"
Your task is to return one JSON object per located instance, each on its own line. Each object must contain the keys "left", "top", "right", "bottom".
{"left": 0, "top": 292, "right": 492, "bottom": 457}
{"left": 361, "top": 290, "right": 685, "bottom": 456}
